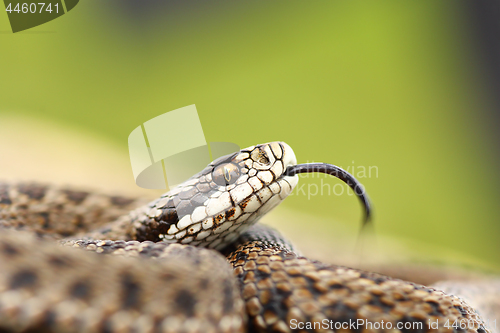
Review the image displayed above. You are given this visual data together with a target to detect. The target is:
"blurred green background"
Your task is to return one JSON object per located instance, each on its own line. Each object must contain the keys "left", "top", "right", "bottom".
{"left": 1, "top": 1, "right": 499, "bottom": 270}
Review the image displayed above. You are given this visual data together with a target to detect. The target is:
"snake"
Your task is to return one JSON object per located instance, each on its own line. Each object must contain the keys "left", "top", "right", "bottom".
{"left": 0, "top": 141, "right": 491, "bottom": 333}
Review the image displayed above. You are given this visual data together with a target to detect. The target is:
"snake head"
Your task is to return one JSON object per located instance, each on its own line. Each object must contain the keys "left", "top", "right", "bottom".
{"left": 134, "top": 141, "right": 371, "bottom": 248}
{"left": 135, "top": 142, "right": 299, "bottom": 250}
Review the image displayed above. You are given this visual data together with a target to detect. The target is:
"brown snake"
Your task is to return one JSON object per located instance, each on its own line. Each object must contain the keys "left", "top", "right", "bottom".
{"left": 0, "top": 142, "right": 491, "bottom": 333}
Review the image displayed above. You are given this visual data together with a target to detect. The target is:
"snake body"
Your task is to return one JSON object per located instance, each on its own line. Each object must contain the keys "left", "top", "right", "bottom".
{"left": 0, "top": 142, "right": 490, "bottom": 333}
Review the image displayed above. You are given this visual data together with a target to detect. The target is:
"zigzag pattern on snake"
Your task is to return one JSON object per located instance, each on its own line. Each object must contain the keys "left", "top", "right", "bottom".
{"left": 0, "top": 142, "right": 490, "bottom": 333}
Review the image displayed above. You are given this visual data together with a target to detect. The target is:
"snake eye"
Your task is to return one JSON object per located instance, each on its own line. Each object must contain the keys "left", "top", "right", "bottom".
{"left": 212, "top": 163, "right": 240, "bottom": 186}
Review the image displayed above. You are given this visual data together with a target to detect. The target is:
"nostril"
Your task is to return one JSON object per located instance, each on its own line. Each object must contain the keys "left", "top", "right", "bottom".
{"left": 258, "top": 153, "right": 270, "bottom": 164}
{"left": 251, "top": 147, "right": 270, "bottom": 165}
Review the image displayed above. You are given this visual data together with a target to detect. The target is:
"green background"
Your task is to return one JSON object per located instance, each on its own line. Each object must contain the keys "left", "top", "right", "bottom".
{"left": 1, "top": 2, "right": 499, "bottom": 269}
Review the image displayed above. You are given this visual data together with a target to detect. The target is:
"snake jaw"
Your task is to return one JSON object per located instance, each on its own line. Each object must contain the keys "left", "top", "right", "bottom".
{"left": 280, "top": 142, "right": 297, "bottom": 170}
{"left": 275, "top": 142, "right": 299, "bottom": 199}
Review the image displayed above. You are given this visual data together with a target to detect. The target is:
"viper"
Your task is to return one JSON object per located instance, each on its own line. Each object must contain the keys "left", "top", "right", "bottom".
{"left": 0, "top": 142, "right": 489, "bottom": 333}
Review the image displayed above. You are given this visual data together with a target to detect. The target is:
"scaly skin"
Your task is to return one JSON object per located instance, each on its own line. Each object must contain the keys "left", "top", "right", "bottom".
{"left": 227, "top": 228, "right": 488, "bottom": 333}
{"left": 0, "top": 142, "right": 491, "bottom": 333}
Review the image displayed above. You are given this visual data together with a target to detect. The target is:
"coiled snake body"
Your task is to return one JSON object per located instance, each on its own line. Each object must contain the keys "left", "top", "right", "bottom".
{"left": 0, "top": 142, "right": 489, "bottom": 333}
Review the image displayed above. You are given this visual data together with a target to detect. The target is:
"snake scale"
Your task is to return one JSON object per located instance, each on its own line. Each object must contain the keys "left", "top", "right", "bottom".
{"left": 0, "top": 142, "right": 490, "bottom": 333}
